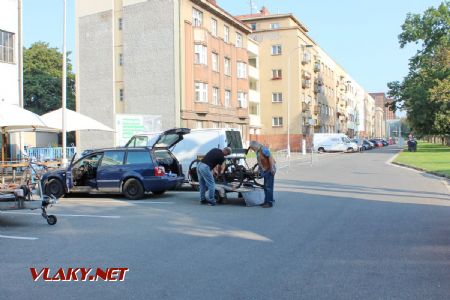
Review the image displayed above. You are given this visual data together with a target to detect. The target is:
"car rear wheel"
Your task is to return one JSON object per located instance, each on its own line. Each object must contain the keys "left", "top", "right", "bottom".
{"left": 45, "top": 179, "right": 65, "bottom": 198}
{"left": 318, "top": 147, "right": 325, "bottom": 153}
{"left": 123, "top": 178, "right": 145, "bottom": 200}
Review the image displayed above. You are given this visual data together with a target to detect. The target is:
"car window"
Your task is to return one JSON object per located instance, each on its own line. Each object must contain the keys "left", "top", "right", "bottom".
{"left": 126, "top": 151, "right": 152, "bottom": 165}
{"left": 100, "top": 151, "right": 125, "bottom": 166}
{"left": 73, "top": 153, "right": 103, "bottom": 169}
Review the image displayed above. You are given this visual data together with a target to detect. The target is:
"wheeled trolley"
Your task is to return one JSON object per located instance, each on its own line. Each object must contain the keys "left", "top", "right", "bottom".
{"left": 0, "top": 163, "right": 59, "bottom": 225}
{"left": 188, "top": 153, "right": 265, "bottom": 205}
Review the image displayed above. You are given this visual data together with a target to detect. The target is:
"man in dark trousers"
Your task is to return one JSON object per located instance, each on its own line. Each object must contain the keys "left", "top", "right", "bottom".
{"left": 197, "top": 147, "right": 232, "bottom": 206}
{"left": 248, "top": 141, "right": 276, "bottom": 208}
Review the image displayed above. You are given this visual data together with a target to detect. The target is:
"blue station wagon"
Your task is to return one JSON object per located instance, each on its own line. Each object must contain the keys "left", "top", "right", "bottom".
{"left": 42, "top": 128, "right": 190, "bottom": 200}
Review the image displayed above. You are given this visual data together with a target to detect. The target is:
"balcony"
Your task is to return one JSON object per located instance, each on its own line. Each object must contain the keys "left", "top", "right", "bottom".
{"left": 302, "top": 51, "right": 312, "bottom": 65}
{"left": 302, "top": 79, "right": 311, "bottom": 89}
{"left": 314, "top": 85, "right": 322, "bottom": 94}
{"left": 314, "top": 61, "right": 321, "bottom": 73}
{"left": 236, "top": 107, "right": 249, "bottom": 119}
{"left": 247, "top": 41, "right": 259, "bottom": 56}
{"left": 313, "top": 105, "right": 320, "bottom": 115}
{"left": 302, "top": 71, "right": 311, "bottom": 80}
{"left": 249, "top": 89, "right": 260, "bottom": 103}
{"left": 193, "top": 28, "right": 207, "bottom": 43}
{"left": 249, "top": 114, "right": 261, "bottom": 127}
{"left": 248, "top": 65, "right": 259, "bottom": 80}
{"left": 302, "top": 102, "right": 309, "bottom": 113}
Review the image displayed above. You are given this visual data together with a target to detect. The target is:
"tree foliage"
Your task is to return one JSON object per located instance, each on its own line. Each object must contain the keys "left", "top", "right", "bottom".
{"left": 23, "top": 42, "right": 75, "bottom": 115}
{"left": 387, "top": 1, "right": 450, "bottom": 136}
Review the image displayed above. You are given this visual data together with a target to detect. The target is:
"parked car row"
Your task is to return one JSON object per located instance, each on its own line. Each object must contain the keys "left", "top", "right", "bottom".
{"left": 352, "top": 138, "right": 390, "bottom": 150}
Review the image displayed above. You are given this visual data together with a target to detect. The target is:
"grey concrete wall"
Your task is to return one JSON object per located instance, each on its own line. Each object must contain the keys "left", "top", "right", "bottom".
{"left": 123, "top": 0, "right": 177, "bottom": 130}
{"left": 77, "top": 11, "right": 115, "bottom": 151}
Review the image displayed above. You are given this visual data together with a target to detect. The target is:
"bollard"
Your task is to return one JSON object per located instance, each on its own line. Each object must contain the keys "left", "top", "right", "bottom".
{"left": 302, "top": 140, "right": 306, "bottom": 155}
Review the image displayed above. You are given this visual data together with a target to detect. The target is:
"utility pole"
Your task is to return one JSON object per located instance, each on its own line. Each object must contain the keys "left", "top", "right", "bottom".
{"left": 62, "top": 0, "right": 67, "bottom": 165}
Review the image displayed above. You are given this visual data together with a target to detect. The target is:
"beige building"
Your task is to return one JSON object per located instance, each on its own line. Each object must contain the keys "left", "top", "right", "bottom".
{"left": 76, "top": 0, "right": 252, "bottom": 149}
{"left": 237, "top": 7, "right": 318, "bottom": 151}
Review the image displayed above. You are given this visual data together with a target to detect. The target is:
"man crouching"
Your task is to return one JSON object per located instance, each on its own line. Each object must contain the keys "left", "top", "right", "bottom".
{"left": 197, "top": 147, "right": 232, "bottom": 206}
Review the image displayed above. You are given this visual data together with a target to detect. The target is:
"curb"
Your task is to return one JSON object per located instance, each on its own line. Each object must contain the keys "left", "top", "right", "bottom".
{"left": 391, "top": 161, "right": 450, "bottom": 180}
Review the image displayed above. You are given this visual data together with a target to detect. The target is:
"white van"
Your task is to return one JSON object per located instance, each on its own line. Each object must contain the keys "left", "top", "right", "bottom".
{"left": 313, "top": 133, "right": 358, "bottom": 153}
{"left": 125, "top": 128, "right": 244, "bottom": 177}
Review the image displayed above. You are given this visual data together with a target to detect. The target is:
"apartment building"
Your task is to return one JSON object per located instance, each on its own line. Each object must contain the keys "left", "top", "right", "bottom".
{"left": 238, "top": 7, "right": 378, "bottom": 149}
{"left": 0, "top": 0, "right": 19, "bottom": 106}
{"left": 237, "top": 7, "right": 317, "bottom": 151}
{"left": 76, "top": 0, "right": 251, "bottom": 149}
{"left": 370, "top": 92, "right": 396, "bottom": 120}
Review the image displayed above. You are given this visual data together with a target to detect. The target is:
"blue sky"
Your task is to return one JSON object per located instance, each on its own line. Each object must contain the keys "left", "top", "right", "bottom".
{"left": 22, "top": 0, "right": 443, "bottom": 94}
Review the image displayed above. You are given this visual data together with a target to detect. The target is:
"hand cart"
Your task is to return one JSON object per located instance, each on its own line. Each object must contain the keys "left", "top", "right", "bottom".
{"left": 0, "top": 162, "right": 58, "bottom": 225}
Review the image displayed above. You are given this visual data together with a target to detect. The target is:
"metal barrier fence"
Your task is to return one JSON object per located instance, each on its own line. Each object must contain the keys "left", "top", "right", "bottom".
{"left": 26, "top": 147, "right": 76, "bottom": 162}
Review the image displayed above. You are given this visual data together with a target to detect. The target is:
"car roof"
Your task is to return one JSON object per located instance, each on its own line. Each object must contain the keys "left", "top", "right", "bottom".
{"left": 90, "top": 147, "right": 151, "bottom": 153}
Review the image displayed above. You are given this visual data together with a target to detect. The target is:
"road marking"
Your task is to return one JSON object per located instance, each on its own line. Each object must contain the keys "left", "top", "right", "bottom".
{"left": 61, "top": 199, "right": 175, "bottom": 205}
{"left": 0, "top": 234, "right": 38, "bottom": 240}
{"left": 1, "top": 211, "right": 121, "bottom": 219}
{"left": 129, "top": 201, "right": 174, "bottom": 204}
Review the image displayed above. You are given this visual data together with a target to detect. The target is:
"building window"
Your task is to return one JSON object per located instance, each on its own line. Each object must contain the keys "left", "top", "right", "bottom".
{"left": 272, "top": 93, "right": 283, "bottom": 103}
{"left": 212, "top": 87, "right": 219, "bottom": 105}
{"left": 212, "top": 52, "right": 219, "bottom": 72}
{"left": 119, "top": 53, "right": 123, "bottom": 66}
{"left": 192, "top": 8, "right": 203, "bottom": 27}
{"left": 272, "top": 69, "right": 282, "bottom": 79}
{"left": 119, "top": 89, "right": 124, "bottom": 101}
{"left": 249, "top": 102, "right": 259, "bottom": 115}
{"left": 194, "top": 44, "right": 207, "bottom": 65}
{"left": 118, "top": 18, "right": 123, "bottom": 30}
{"left": 237, "top": 92, "right": 247, "bottom": 108}
{"left": 272, "top": 117, "right": 283, "bottom": 127}
{"left": 236, "top": 32, "right": 243, "bottom": 48}
{"left": 212, "top": 121, "right": 220, "bottom": 128}
{"left": 237, "top": 62, "right": 247, "bottom": 79}
{"left": 224, "top": 25, "right": 229, "bottom": 43}
{"left": 270, "top": 23, "right": 279, "bottom": 29}
{"left": 195, "top": 82, "right": 208, "bottom": 102}
{"left": 196, "top": 120, "right": 203, "bottom": 129}
{"left": 211, "top": 18, "right": 218, "bottom": 36}
{"left": 224, "top": 90, "right": 231, "bottom": 107}
{"left": 0, "top": 30, "right": 15, "bottom": 63}
{"left": 271, "top": 44, "right": 282, "bottom": 55}
{"left": 250, "top": 23, "right": 257, "bottom": 30}
{"left": 224, "top": 57, "right": 231, "bottom": 76}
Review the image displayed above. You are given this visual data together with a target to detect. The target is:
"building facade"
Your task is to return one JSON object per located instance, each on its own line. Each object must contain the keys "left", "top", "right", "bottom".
{"left": 237, "top": 8, "right": 317, "bottom": 151}
{"left": 0, "top": 0, "right": 19, "bottom": 106}
{"left": 76, "top": 0, "right": 252, "bottom": 150}
{"left": 370, "top": 92, "right": 396, "bottom": 120}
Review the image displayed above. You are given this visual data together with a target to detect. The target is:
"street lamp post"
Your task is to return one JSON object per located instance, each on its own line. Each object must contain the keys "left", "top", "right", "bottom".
{"left": 62, "top": 0, "right": 67, "bottom": 165}
{"left": 287, "top": 44, "right": 312, "bottom": 157}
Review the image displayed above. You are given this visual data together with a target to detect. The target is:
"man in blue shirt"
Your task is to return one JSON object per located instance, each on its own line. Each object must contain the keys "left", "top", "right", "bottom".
{"left": 248, "top": 141, "right": 276, "bottom": 208}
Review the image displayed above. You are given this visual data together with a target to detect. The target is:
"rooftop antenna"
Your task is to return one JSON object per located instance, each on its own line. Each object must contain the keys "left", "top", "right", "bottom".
{"left": 249, "top": 0, "right": 258, "bottom": 14}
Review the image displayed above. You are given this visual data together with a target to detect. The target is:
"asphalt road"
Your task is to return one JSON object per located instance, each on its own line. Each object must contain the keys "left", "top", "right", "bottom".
{"left": 1, "top": 146, "right": 449, "bottom": 300}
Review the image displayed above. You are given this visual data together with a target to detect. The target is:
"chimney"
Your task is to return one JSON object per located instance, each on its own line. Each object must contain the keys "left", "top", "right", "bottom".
{"left": 260, "top": 6, "right": 270, "bottom": 15}
{"left": 206, "top": 0, "right": 217, "bottom": 5}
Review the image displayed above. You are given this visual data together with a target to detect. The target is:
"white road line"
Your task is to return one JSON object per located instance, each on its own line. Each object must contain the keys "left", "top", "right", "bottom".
{"left": 0, "top": 234, "right": 38, "bottom": 240}
{"left": 129, "top": 201, "right": 175, "bottom": 204}
{"left": 1, "top": 211, "right": 120, "bottom": 219}
{"left": 62, "top": 199, "right": 175, "bottom": 205}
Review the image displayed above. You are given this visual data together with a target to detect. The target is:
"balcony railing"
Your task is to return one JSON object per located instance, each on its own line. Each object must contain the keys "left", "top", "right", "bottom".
{"left": 26, "top": 147, "right": 77, "bottom": 162}
{"left": 248, "top": 65, "right": 259, "bottom": 80}
{"left": 302, "top": 79, "right": 311, "bottom": 89}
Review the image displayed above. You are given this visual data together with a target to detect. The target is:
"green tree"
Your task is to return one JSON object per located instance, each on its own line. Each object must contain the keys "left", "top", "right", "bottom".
{"left": 387, "top": 1, "right": 450, "bottom": 136}
{"left": 23, "top": 41, "right": 75, "bottom": 115}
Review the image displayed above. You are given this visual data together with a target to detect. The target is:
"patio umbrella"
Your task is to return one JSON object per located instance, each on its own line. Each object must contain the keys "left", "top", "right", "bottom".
{"left": 40, "top": 108, "right": 114, "bottom": 132}
{"left": 0, "top": 102, "right": 52, "bottom": 161}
